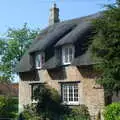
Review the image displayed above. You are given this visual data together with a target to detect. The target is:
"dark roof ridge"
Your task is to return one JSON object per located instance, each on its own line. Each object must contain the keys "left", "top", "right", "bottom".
{"left": 29, "top": 23, "right": 76, "bottom": 53}
{"left": 58, "top": 11, "right": 102, "bottom": 25}
{"left": 29, "top": 11, "right": 102, "bottom": 50}
{"left": 55, "top": 21, "right": 92, "bottom": 47}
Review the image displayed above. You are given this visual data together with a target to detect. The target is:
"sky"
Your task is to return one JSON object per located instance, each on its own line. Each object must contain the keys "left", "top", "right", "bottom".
{"left": 0, "top": 0, "right": 116, "bottom": 35}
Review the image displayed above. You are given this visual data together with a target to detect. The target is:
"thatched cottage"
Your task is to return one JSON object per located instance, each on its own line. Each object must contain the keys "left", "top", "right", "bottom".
{"left": 16, "top": 4, "right": 120, "bottom": 120}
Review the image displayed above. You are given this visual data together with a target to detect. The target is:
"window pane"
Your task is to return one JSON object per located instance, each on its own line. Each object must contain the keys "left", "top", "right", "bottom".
{"left": 41, "top": 54, "right": 45, "bottom": 66}
{"left": 31, "top": 84, "right": 39, "bottom": 98}
{"left": 69, "top": 48, "right": 73, "bottom": 62}
{"left": 63, "top": 85, "right": 67, "bottom": 102}
{"left": 69, "top": 48, "right": 73, "bottom": 55}
{"left": 36, "top": 55, "right": 41, "bottom": 67}
{"left": 69, "top": 85, "right": 73, "bottom": 101}
{"left": 74, "top": 85, "right": 78, "bottom": 101}
{"left": 65, "top": 48, "right": 69, "bottom": 63}
{"left": 69, "top": 55, "right": 73, "bottom": 62}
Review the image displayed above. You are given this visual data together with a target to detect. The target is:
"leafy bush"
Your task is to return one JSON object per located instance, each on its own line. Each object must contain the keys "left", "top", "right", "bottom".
{"left": 21, "top": 104, "right": 41, "bottom": 120}
{"left": 103, "top": 102, "right": 120, "bottom": 120}
{"left": 0, "top": 96, "right": 18, "bottom": 118}
{"left": 22, "top": 85, "right": 90, "bottom": 120}
{"left": 33, "top": 84, "right": 65, "bottom": 120}
{"left": 62, "top": 105, "right": 90, "bottom": 120}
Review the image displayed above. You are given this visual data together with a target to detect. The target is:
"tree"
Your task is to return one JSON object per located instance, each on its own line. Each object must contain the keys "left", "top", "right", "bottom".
{"left": 0, "top": 23, "right": 39, "bottom": 82}
{"left": 91, "top": 0, "right": 120, "bottom": 95}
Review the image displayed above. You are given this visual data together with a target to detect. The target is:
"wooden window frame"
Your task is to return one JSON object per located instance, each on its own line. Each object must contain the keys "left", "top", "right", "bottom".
{"left": 35, "top": 52, "right": 45, "bottom": 69}
{"left": 62, "top": 83, "right": 79, "bottom": 105}
{"left": 62, "top": 45, "right": 74, "bottom": 65}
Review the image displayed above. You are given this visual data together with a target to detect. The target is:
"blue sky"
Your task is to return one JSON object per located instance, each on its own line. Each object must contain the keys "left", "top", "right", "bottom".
{"left": 0, "top": 0, "right": 115, "bottom": 35}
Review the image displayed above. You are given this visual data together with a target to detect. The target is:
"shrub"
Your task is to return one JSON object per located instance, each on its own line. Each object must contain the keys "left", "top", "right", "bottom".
{"left": 62, "top": 105, "right": 90, "bottom": 120}
{"left": 0, "top": 96, "right": 18, "bottom": 119}
{"left": 103, "top": 102, "right": 120, "bottom": 120}
{"left": 21, "top": 104, "right": 42, "bottom": 120}
{"left": 33, "top": 84, "right": 64, "bottom": 120}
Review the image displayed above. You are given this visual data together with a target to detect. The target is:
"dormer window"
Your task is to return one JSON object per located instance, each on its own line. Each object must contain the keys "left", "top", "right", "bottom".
{"left": 35, "top": 53, "right": 45, "bottom": 69}
{"left": 62, "top": 45, "right": 74, "bottom": 65}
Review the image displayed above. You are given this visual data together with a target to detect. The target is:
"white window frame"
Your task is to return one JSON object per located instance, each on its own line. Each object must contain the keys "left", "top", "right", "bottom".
{"left": 62, "top": 45, "right": 75, "bottom": 65}
{"left": 62, "top": 83, "right": 79, "bottom": 105}
{"left": 31, "top": 84, "right": 39, "bottom": 104}
{"left": 35, "top": 52, "right": 45, "bottom": 69}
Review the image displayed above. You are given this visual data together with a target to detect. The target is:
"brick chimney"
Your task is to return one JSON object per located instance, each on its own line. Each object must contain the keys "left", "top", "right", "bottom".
{"left": 49, "top": 3, "right": 60, "bottom": 25}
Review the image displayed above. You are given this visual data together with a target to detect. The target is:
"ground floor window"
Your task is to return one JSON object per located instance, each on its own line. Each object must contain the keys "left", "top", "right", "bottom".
{"left": 62, "top": 83, "right": 79, "bottom": 105}
{"left": 31, "top": 84, "right": 39, "bottom": 103}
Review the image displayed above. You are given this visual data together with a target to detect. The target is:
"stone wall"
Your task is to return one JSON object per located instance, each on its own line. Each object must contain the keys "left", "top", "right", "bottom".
{"left": 78, "top": 66, "right": 105, "bottom": 119}
{"left": 19, "top": 66, "right": 105, "bottom": 119}
{"left": 19, "top": 80, "right": 32, "bottom": 113}
{"left": 40, "top": 66, "right": 105, "bottom": 119}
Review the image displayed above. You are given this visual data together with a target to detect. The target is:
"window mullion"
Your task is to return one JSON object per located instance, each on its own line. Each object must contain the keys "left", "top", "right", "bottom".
{"left": 67, "top": 48, "right": 69, "bottom": 63}
{"left": 63, "top": 48, "right": 65, "bottom": 63}
{"left": 67, "top": 85, "right": 69, "bottom": 103}
{"left": 62, "top": 85, "right": 64, "bottom": 102}
{"left": 73, "top": 85, "right": 74, "bottom": 102}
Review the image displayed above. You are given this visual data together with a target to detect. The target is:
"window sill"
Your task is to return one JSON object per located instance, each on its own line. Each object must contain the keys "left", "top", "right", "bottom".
{"left": 62, "top": 102, "right": 80, "bottom": 106}
{"left": 62, "top": 62, "right": 71, "bottom": 65}
{"left": 35, "top": 67, "right": 42, "bottom": 70}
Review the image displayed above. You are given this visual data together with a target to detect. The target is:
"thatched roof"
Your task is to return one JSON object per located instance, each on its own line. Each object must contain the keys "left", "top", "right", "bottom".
{"left": 16, "top": 12, "right": 101, "bottom": 72}
{"left": 29, "top": 23, "right": 76, "bottom": 53}
{"left": 55, "top": 21, "right": 92, "bottom": 47}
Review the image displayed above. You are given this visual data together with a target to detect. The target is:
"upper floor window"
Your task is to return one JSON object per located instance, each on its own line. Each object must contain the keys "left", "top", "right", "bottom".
{"left": 35, "top": 53, "right": 45, "bottom": 69}
{"left": 62, "top": 83, "right": 79, "bottom": 105}
{"left": 62, "top": 45, "right": 74, "bottom": 65}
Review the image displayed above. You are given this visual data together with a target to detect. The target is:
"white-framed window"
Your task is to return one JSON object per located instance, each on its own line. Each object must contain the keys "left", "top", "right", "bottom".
{"left": 62, "top": 45, "right": 74, "bottom": 65}
{"left": 62, "top": 83, "right": 79, "bottom": 105}
{"left": 35, "top": 53, "right": 45, "bottom": 69}
{"left": 31, "top": 84, "right": 39, "bottom": 103}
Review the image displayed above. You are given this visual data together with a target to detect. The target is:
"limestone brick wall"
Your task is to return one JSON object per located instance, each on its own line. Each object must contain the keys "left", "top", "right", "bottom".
{"left": 19, "top": 80, "right": 32, "bottom": 113}
{"left": 65, "top": 66, "right": 105, "bottom": 119}
{"left": 38, "top": 66, "right": 105, "bottom": 119}
{"left": 83, "top": 78, "right": 105, "bottom": 119}
{"left": 41, "top": 66, "right": 84, "bottom": 104}
{"left": 78, "top": 66, "right": 105, "bottom": 120}
{"left": 19, "top": 66, "right": 105, "bottom": 119}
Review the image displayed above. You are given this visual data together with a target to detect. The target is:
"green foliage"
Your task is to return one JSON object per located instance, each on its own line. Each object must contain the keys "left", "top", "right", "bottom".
{"left": 0, "top": 23, "right": 39, "bottom": 82}
{"left": 21, "top": 105, "right": 41, "bottom": 120}
{"left": 91, "top": 0, "right": 120, "bottom": 94}
{"left": 0, "top": 96, "right": 18, "bottom": 118}
{"left": 31, "top": 84, "right": 90, "bottom": 120}
{"left": 103, "top": 102, "right": 120, "bottom": 120}
{"left": 62, "top": 105, "right": 90, "bottom": 120}
{"left": 33, "top": 84, "right": 65, "bottom": 120}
